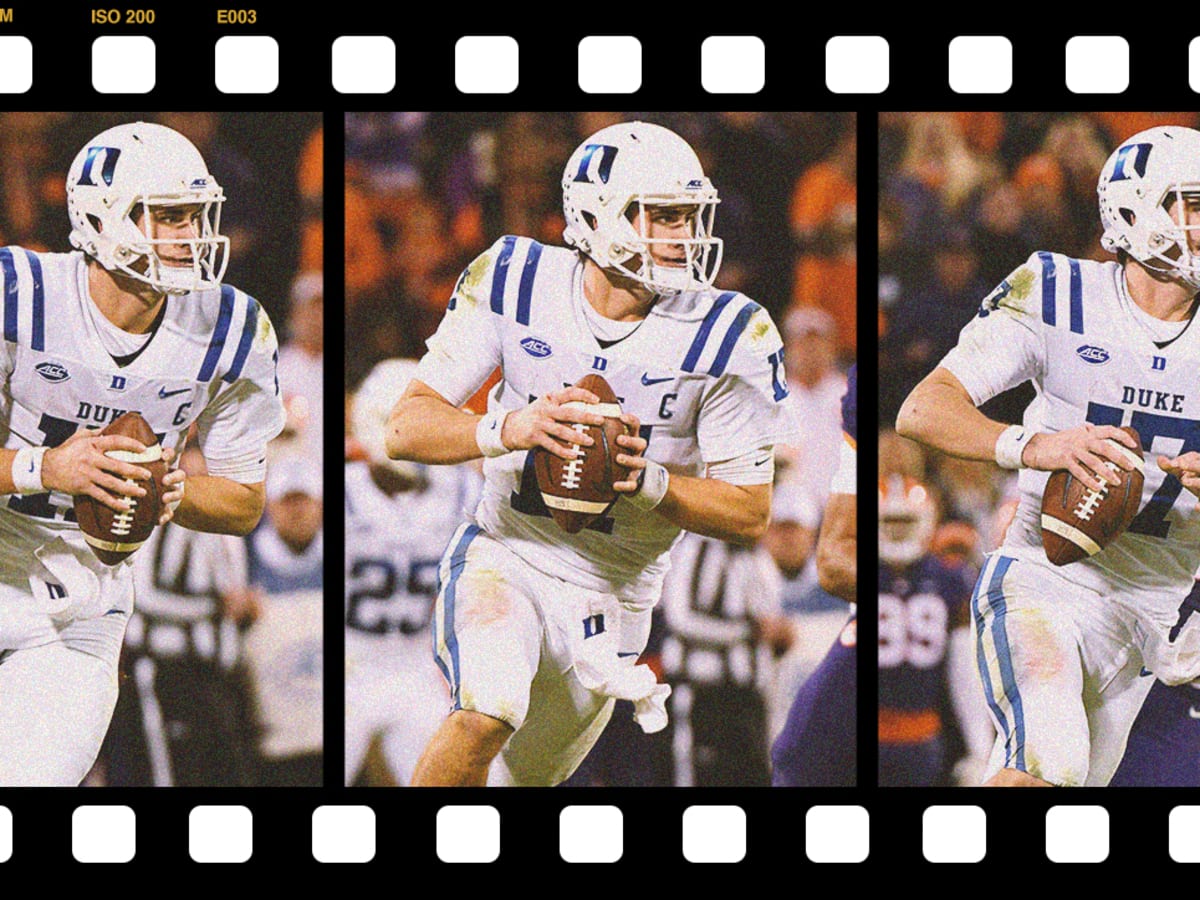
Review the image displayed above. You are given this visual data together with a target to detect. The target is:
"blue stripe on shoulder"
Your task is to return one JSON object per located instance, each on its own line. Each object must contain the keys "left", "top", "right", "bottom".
{"left": 490, "top": 236, "right": 517, "bottom": 316}
{"left": 682, "top": 291, "right": 737, "bottom": 372}
{"left": 0, "top": 248, "right": 16, "bottom": 343}
{"left": 1037, "top": 252, "right": 1056, "bottom": 327}
{"left": 1068, "top": 258, "right": 1083, "bottom": 334}
{"left": 198, "top": 285, "right": 236, "bottom": 382}
{"left": 24, "top": 250, "right": 44, "bottom": 352}
{"left": 709, "top": 300, "right": 760, "bottom": 377}
{"left": 223, "top": 294, "right": 259, "bottom": 383}
{"left": 516, "top": 241, "right": 542, "bottom": 326}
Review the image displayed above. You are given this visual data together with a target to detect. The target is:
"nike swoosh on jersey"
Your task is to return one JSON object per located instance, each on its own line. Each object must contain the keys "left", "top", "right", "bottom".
{"left": 1190, "top": 707, "right": 1200, "bottom": 719}
{"left": 641, "top": 374, "right": 674, "bottom": 386}
{"left": 158, "top": 387, "right": 191, "bottom": 399}
{"left": 754, "top": 456, "right": 770, "bottom": 466}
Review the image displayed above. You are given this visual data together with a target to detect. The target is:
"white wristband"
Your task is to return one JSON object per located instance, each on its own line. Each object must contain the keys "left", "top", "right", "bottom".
{"left": 12, "top": 446, "right": 47, "bottom": 494}
{"left": 475, "top": 409, "right": 510, "bottom": 458}
{"left": 995, "top": 424, "right": 1034, "bottom": 470}
{"left": 626, "top": 459, "right": 669, "bottom": 512}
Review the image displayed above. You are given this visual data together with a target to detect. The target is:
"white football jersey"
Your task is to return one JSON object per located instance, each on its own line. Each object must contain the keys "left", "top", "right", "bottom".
{"left": 0, "top": 247, "right": 285, "bottom": 626}
{"left": 415, "top": 235, "right": 800, "bottom": 601}
{"left": 942, "top": 250, "right": 1200, "bottom": 639}
{"left": 344, "top": 460, "right": 481, "bottom": 640}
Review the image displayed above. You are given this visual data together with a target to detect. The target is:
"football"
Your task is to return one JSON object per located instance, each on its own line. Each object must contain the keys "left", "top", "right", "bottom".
{"left": 533, "top": 373, "right": 631, "bottom": 534}
{"left": 1040, "top": 426, "right": 1144, "bottom": 566}
{"left": 74, "top": 412, "right": 168, "bottom": 566}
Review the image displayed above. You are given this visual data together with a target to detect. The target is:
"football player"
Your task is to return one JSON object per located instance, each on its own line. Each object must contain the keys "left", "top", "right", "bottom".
{"left": 388, "top": 121, "right": 800, "bottom": 786}
{"left": 345, "top": 358, "right": 480, "bottom": 786}
{"left": 0, "top": 121, "right": 285, "bottom": 786}
{"left": 877, "top": 475, "right": 992, "bottom": 786}
{"left": 897, "top": 125, "right": 1200, "bottom": 786}
{"left": 771, "top": 363, "right": 857, "bottom": 787}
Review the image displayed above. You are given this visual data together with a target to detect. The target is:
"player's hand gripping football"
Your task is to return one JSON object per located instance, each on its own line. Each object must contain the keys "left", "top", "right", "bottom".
{"left": 1158, "top": 452, "right": 1200, "bottom": 499}
{"left": 41, "top": 428, "right": 152, "bottom": 512}
{"left": 1022, "top": 423, "right": 1138, "bottom": 493}
{"left": 501, "top": 387, "right": 607, "bottom": 460}
{"left": 157, "top": 446, "right": 186, "bottom": 526}
{"left": 612, "top": 411, "right": 648, "bottom": 493}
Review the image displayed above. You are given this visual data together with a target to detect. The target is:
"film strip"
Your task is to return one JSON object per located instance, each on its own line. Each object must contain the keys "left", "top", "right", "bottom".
{"left": 1, "top": 5, "right": 1198, "bottom": 874}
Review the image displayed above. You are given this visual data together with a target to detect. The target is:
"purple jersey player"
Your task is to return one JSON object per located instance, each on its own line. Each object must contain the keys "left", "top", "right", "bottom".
{"left": 1110, "top": 579, "right": 1200, "bottom": 787}
{"left": 877, "top": 475, "right": 977, "bottom": 786}
{"left": 771, "top": 364, "right": 857, "bottom": 786}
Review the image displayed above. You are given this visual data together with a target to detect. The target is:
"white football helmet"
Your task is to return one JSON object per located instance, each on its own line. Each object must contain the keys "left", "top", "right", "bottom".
{"left": 352, "top": 358, "right": 422, "bottom": 481}
{"left": 562, "top": 121, "right": 722, "bottom": 295}
{"left": 879, "top": 475, "right": 937, "bottom": 566}
{"left": 67, "top": 121, "right": 229, "bottom": 295}
{"left": 1098, "top": 125, "right": 1200, "bottom": 288}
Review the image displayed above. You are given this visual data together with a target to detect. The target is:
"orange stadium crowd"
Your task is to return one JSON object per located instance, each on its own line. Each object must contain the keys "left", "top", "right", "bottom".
{"left": 878, "top": 111, "right": 1200, "bottom": 575}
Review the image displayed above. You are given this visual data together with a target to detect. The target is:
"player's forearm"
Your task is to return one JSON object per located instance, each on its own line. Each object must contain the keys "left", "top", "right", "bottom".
{"left": 386, "top": 395, "right": 483, "bottom": 465}
{"left": 896, "top": 367, "right": 1006, "bottom": 462}
{"left": 173, "top": 475, "right": 264, "bottom": 536}
{"left": 0, "top": 447, "right": 22, "bottom": 495}
{"left": 816, "top": 492, "right": 857, "bottom": 602}
{"left": 651, "top": 474, "right": 769, "bottom": 545}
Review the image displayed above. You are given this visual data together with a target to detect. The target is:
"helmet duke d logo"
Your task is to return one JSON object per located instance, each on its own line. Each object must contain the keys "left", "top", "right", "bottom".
{"left": 1109, "top": 143, "right": 1152, "bottom": 183}
{"left": 572, "top": 144, "right": 618, "bottom": 185}
{"left": 76, "top": 146, "right": 121, "bottom": 187}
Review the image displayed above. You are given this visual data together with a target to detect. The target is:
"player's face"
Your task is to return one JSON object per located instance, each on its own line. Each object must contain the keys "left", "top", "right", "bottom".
{"left": 133, "top": 204, "right": 205, "bottom": 266}
{"left": 269, "top": 492, "right": 323, "bottom": 546}
{"left": 629, "top": 204, "right": 698, "bottom": 267}
{"left": 1164, "top": 193, "right": 1200, "bottom": 256}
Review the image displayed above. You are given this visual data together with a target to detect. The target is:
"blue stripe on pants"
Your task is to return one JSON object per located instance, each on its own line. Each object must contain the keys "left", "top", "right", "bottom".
{"left": 435, "top": 524, "right": 480, "bottom": 710}
{"left": 972, "top": 556, "right": 1012, "bottom": 763}
{"left": 986, "top": 555, "right": 1026, "bottom": 770}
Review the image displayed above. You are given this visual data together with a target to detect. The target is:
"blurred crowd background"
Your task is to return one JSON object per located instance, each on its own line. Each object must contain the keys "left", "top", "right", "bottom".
{"left": 344, "top": 111, "right": 858, "bottom": 787}
{"left": 0, "top": 111, "right": 326, "bottom": 787}
{"left": 876, "top": 111, "right": 1197, "bottom": 785}
{"left": 344, "top": 111, "right": 858, "bottom": 389}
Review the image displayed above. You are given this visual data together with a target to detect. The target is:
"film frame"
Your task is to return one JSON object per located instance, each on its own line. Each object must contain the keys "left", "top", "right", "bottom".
{"left": 0, "top": 4, "right": 1195, "bottom": 874}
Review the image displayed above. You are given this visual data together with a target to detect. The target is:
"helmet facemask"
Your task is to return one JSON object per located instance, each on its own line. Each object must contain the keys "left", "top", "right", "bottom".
{"left": 604, "top": 194, "right": 722, "bottom": 295}
{"left": 103, "top": 193, "right": 230, "bottom": 295}
{"left": 1144, "top": 187, "right": 1200, "bottom": 288}
{"left": 878, "top": 476, "right": 936, "bottom": 566}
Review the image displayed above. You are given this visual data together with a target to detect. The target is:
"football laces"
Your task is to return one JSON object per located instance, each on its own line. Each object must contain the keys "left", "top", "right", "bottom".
{"left": 112, "top": 478, "right": 137, "bottom": 536}
{"left": 1073, "top": 462, "right": 1118, "bottom": 521}
{"left": 561, "top": 424, "right": 587, "bottom": 490}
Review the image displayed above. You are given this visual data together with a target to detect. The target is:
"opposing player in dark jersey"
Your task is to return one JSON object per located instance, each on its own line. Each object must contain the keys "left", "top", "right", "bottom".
{"left": 877, "top": 475, "right": 987, "bottom": 786}
{"left": 771, "top": 364, "right": 857, "bottom": 786}
{"left": 1110, "top": 579, "right": 1200, "bottom": 787}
